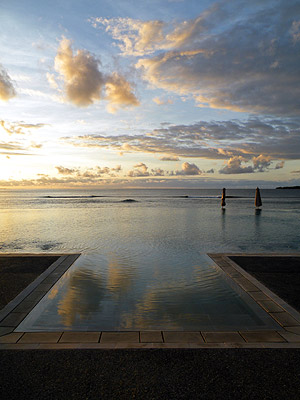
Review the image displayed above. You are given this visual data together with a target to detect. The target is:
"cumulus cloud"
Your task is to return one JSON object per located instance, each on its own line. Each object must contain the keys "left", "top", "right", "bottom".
{"left": 175, "top": 162, "right": 202, "bottom": 175}
{"left": 252, "top": 155, "right": 272, "bottom": 172}
{"left": 219, "top": 154, "right": 275, "bottom": 175}
{"left": 97, "top": 1, "right": 300, "bottom": 116}
{"left": 105, "top": 73, "right": 139, "bottom": 113}
{"left": 0, "top": 65, "right": 16, "bottom": 101}
{"left": 219, "top": 156, "right": 254, "bottom": 175}
{"left": 54, "top": 37, "right": 105, "bottom": 107}
{"left": 128, "top": 162, "right": 149, "bottom": 177}
{"left": 51, "top": 37, "right": 139, "bottom": 111}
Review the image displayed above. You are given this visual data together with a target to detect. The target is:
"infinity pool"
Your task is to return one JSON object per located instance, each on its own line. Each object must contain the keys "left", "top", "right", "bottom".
{"left": 16, "top": 254, "right": 279, "bottom": 332}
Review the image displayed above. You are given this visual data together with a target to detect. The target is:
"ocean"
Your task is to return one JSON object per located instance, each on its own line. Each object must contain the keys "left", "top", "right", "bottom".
{"left": 1, "top": 188, "right": 299, "bottom": 255}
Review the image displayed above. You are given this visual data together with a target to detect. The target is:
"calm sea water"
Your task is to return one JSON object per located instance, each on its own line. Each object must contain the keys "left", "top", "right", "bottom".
{"left": 1, "top": 188, "right": 299, "bottom": 254}
{"left": 3, "top": 188, "right": 300, "bottom": 331}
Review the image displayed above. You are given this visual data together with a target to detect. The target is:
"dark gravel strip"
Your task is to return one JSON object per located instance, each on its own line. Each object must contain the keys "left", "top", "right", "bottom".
{"left": 1, "top": 348, "right": 300, "bottom": 400}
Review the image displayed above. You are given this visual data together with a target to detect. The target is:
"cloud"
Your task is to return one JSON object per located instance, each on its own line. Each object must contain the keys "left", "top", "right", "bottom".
{"left": 159, "top": 155, "right": 179, "bottom": 161}
{"left": 153, "top": 97, "right": 173, "bottom": 105}
{"left": 252, "top": 155, "right": 272, "bottom": 172}
{"left": 128, "top": 162, "right": 149, "bottom": 177}
{"left": 55, "top": 165, "right": 122, "bottom": 178}
{"left": 175, "top": 162, "right": 202, "bottom": 175}
{"left": 0, "top": 65, "right": 16, "bottom": 101}
{"left": 56, "top": 166, "right": 79, "bottom": 175}
{"left": 0, "top": 120, "right": 47, "bottom": 135}
{"left": 63, "top": 117, "right": 300, "bottom": 164}
{"left": 52, "top": 37, "right": 139, "bottom": 111}
{"left": 90, "top": 17, "right": 166, "bottom": 56}
{"left": 275, "top": 161, "right": 285, "bottom": 169}
{"left": 219, "top": 154, "right": 275, "bottom": 174}
{"left": 98, "top": 2, "right": 300, "bottom": 116}
{"left": 54, "top": 37, "right": 105, "bottom": 107}
{"left": 219, "top": 156, "right": 254, "bottom": 175}
{"left": 105, "top": 73, "right": 139, "bottom": 113}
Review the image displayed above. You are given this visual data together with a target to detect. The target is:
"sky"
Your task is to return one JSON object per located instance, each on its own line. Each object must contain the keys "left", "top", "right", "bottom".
{"left": 0, "top": 0, "right": 300, "bottom": 189}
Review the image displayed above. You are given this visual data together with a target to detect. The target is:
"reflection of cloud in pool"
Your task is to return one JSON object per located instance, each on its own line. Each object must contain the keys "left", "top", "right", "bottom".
{"left": 107, "top": 255, "right": 136, "bottom": 297}
{"left": 57, "top": 268, "right": 104, "bottom": 327}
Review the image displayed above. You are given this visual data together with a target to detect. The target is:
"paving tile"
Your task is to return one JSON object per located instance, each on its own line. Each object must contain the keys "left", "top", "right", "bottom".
{"left": 249, "top": 291, "right": 270, "bottom": 301}
{"left": 163, "top": 331, "right": 204, "bottom": 343}
{"left": 270, "top": 312, "right": 300, "bottom": 327}
{"left": 0, "top": 327, "right": 14, "bottom": 336}
{"left": 257, "top": 300, "right": 284, "bottom": 313}
{"left": 203, "top": 332, "right": 245, "bottom": 343}
{"left": 240, "top": 331, "right": 286, "bottom": 343}
{"left": 25, "top": 291, "right": 45, "bottom": 303}
{"left": 279, "top": 331, "right": 300, "bottom": 343}
{"left": 18, "top": 332, "right": 62, "bottom": 344}
{"left": 0, "top": 313, "right": 27, "bottom": 327}
{"left": 101, "top": 332, "right": 139, "bottom": 343}
{"left": 60, "top": 332, "right": 100, "bottom": 343}
{"left": 140, "top": 331, "right": 163, "bottom": 343}
{"left": 42, "top": 276, "right": 60, "bottom": 285}
{"left": 13, "top": 301, "right": 36, "bottom": 313}
{"left": 0, "top": 332, "right": 23, "bottom": 343}
{"left": 221, "top": 267, "right": 243, "bottom": 278}
{"left": 34, "top": 283, "right": 54, "bottom": 292}
{"left": 285, "top": 326, "right": 300, "bottom": 335}
{"left": 234, "top": 277, "right": 258, "bottom": 292}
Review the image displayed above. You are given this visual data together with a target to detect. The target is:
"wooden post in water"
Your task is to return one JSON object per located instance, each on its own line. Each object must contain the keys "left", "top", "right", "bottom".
{"left": 255, "top": 187, "right": 262, "bottom": 208}
{"left": 221, "top": 188, "right": 226, "bottom": 209}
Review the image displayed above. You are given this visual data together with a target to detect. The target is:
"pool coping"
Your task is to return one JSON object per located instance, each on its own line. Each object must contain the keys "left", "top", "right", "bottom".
{"left": 1, "top": 253, "right": 300, "bottom": 349}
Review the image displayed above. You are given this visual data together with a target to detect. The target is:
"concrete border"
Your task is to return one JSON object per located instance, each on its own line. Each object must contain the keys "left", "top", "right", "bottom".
{"left": 0, "top": 253, "right": 300, "bottom": 349}
{"left": 0, "top": 254, "right": 80, "bottom": 336}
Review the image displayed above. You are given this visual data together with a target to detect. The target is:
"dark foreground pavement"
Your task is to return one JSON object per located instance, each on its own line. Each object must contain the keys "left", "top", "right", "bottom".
{"left": 1, "top": 348, "right": 300, "bottom": 400}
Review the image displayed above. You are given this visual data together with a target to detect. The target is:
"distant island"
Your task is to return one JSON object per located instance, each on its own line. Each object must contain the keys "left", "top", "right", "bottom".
{"left": 276, "top": 186, "right": 300, "bottom": 189}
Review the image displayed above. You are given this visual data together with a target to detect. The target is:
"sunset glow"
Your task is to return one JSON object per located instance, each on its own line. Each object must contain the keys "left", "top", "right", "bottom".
{"left": 1, "top": 0, "right": 299, "bottom": 188}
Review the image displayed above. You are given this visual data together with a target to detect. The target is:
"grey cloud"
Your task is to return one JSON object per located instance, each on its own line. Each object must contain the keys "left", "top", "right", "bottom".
{"left": 0, "top": 65, "right": 16, "bottom": 101}
{"left": 133, "top": 1, "right": 300, "bottom": 116}
{"left": 62, "top": 117, "right": 300, "bottom": 162}
{"left": 159, "top": 155, "right": 180, "bottom": 161}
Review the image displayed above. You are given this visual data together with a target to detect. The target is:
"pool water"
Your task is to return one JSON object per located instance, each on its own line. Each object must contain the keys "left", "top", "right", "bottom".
{"left": 16, "top": 254, "right": 279, "bottom": 331}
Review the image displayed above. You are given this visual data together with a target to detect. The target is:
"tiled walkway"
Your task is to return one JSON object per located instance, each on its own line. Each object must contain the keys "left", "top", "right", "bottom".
{"left": 1, "top": 253, "right": 300, "bottom": 349}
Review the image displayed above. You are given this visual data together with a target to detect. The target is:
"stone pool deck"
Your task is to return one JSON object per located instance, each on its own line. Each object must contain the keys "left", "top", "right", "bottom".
{"left": 1, "top": 253, "right": 300, "bottom": 349}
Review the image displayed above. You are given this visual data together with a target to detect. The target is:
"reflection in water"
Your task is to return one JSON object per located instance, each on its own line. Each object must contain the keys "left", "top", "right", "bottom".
{"left": 107, "top": 254, "right": 136, "bottom": 298}
{"left": 58, "top": 268, "right": 104, "bottom": 327}
{"left": 17, "top": 253, "right": 279, "bottom": 331}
